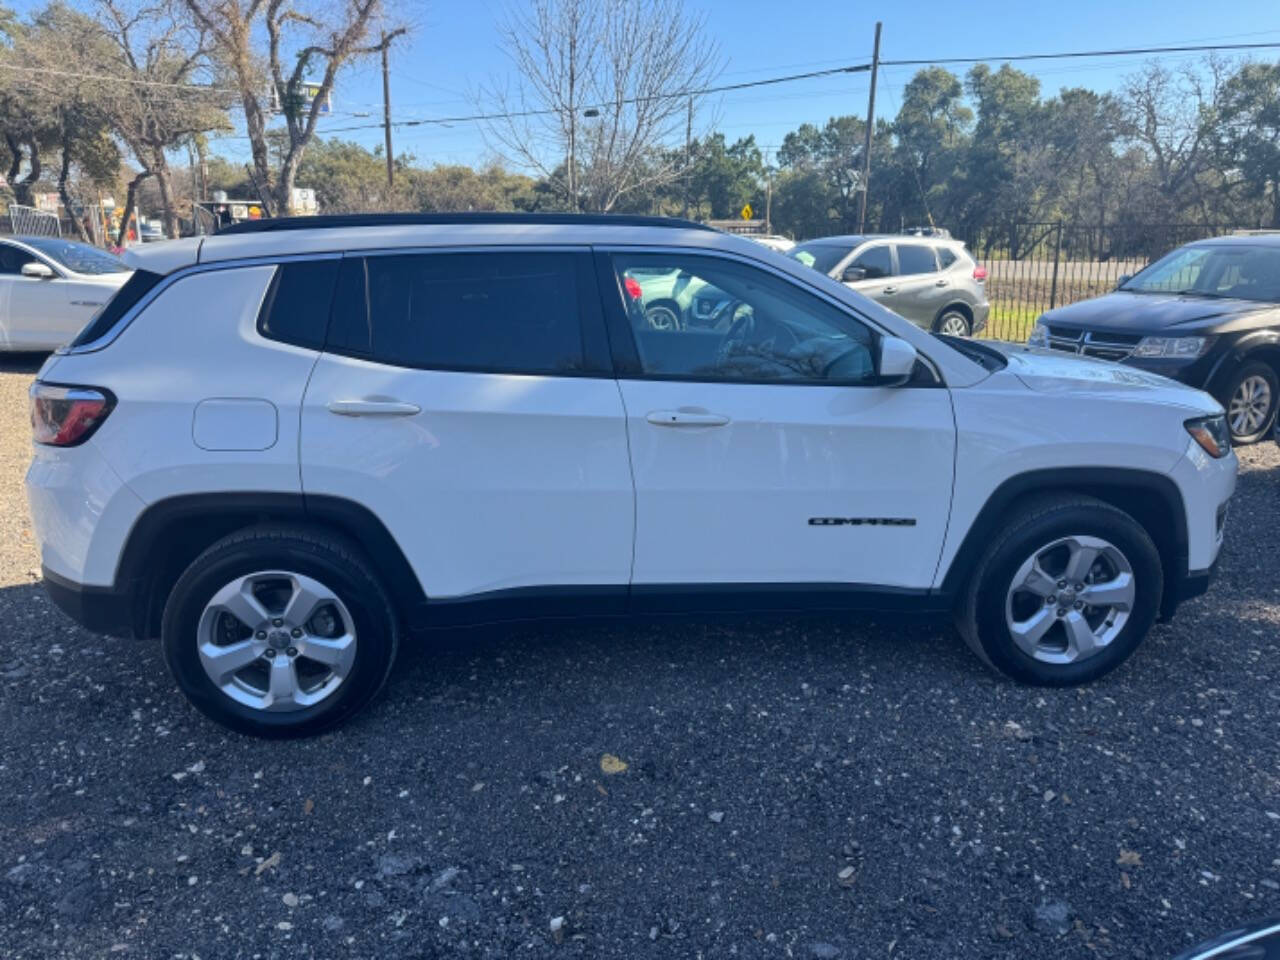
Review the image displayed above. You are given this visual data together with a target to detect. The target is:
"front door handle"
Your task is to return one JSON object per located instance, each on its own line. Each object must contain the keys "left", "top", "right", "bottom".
{"left": 327, "top": 398, "right": 421, "bottom": 417}
{"left": 880, "top": 286, "right": 897, "bottom": 295}
{"left": 646, "top": 410, "right": 731, "bottom": 427}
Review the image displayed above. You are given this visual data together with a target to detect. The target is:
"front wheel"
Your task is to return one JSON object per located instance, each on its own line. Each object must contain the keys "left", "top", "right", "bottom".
{"left": 161, "top": 526, "right": 399, "bottom": 737}
{"left": 957, "top": 495, "right": 1162, "bottom": 686}
{"left": 1221, "top": 361, "right": 1278, "bottom": 444}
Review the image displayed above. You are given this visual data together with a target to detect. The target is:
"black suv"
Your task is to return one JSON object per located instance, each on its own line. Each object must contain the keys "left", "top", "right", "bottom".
{"left": 1029, "top": 234, "right": 1280, "bottom": 443}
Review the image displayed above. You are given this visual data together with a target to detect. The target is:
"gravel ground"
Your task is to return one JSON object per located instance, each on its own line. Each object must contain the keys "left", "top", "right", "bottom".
{"left": 1, "top": 353, "right": 1278, "bottom": 960}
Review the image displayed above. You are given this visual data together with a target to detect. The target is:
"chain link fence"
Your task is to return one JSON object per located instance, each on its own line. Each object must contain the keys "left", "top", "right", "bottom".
{"left": 958, "top": 222, "right": 1267, "bottom": 342}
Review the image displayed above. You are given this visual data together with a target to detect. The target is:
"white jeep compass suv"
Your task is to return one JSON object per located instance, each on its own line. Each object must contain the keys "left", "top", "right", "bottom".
{"left": 26, "top": 214, "right": 1236, "bottom": 737}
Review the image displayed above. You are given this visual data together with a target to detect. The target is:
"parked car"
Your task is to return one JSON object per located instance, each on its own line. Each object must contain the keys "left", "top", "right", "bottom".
{"left": 1029, "top": 234, "right": 1280, "bottom": 443}
{"left": 27, "top": 212, "right": 1234, "bottom": 737}
{"left": 0, "top": 236, "right": 130, "bottom": 351}
{"left": 138, "top": 221, "right": 165, "bottom": 243}
{"left": 748, "top": 234, "right": 795, "bottom": 253}
{"left": 789, "top": 234, "right": 989, "bottom": 336}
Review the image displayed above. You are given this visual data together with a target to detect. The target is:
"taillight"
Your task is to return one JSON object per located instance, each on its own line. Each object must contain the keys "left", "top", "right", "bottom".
{"left": 623, "top": 276, "right": 643, "bottom": 299}
{"left": 972, "top": 265, "right": 988, "bottom": 282}
{"left": 30, "top": 383, "right": 115, "bottom": 447}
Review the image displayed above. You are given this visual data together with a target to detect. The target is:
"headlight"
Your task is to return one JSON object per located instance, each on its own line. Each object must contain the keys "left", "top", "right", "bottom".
{"left": 1027, "top": 321, "right": 1048, "bottom": 347}
{"left": 1185, "top": 415, "right": 1231, "bottom": 458}
{"left": 1133, "top": 335, "right": 1211, "bottom": 359}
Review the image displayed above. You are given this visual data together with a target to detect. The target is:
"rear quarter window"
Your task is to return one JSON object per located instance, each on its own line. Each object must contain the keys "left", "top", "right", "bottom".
{"left": 257, "top": 260, "right": 341, "bottom": 349}
{"left": 326, "top": 250, "right": 603, "bottom": 375}
{"left": 68, "top": 269, "right": 163, "bottom": 348}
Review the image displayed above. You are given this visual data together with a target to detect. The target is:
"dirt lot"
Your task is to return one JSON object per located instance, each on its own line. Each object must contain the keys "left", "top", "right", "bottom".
{"left": 1, "top": 354, "right": 1278, "bottom": 959}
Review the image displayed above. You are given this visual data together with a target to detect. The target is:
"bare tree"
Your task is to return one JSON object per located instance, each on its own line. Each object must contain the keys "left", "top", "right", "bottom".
{"left": 183, "top": 0, "right": 404, "bottom": 216}
{"left": 74, "top": 0, "right": 231, "bottom": 240}
{"left": 1120, "top": 58, "right": 1229, "bottom": 223}
{"left": 483, "top": 0, "right": 720, "bottom": 212}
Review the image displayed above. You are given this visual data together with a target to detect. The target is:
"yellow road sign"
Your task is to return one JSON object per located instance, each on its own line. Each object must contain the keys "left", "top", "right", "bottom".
{"left": 740, "top": 203, "right": 753, "bottom": 220}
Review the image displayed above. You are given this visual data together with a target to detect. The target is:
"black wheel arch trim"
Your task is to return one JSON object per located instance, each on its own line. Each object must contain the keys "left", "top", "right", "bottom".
{"left": 1205, "top": 331, "right": 1280, "bottom": 394}
{"left": 115, "top": 492, "right": 427, "bottom": 638}
{"left": 938, "top": 467, "right": 1189, "bottom": 602}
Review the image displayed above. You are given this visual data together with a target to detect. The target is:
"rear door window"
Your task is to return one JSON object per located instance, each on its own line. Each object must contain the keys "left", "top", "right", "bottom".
{"left": 327, "top": 251, "right": 606, "bottom": 375}
{"left": 896, "top": 244, "right": 939, "bottom": 276}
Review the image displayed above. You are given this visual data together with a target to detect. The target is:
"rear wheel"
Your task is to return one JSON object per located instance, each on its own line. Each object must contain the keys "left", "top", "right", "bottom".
{"left": 162, "top": 526, "right": 399, "bottom": 737}
{"left": 934, "top": 308, "right": 971, "bottom": 337}
{"left": 957, "top": 495, "right": 1162, "bottom": 685}
{"left": 1221, "top": 361, "right": 1278, "bottom": 444}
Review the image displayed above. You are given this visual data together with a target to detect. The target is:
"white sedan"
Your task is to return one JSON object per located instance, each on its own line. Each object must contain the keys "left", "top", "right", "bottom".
{"left": 0, "top": 236, "right": 131, "bottom": 351}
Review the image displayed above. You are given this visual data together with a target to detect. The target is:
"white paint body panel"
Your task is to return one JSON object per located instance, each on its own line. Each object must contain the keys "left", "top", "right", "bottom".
{"left": 0, "top": 271, "right": 127, "bottom": 351}
{"left": 37, "top": 265, "right": 315, "bottom": 515}
{"left": 618, "top": 380, "right": 956, "bottom": 587}
{"left": 300, "top": 356, "right": 635, "bottom": 597}
{"left": 938, "top": 349, "right": 1235, "bottom": 584}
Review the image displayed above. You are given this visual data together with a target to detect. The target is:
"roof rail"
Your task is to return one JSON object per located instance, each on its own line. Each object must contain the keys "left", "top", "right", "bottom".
{"left": 216, "top": 211, "right": 717, "bottom": 235}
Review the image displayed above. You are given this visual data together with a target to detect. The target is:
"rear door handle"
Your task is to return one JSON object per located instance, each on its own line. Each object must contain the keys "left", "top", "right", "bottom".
{"left": 934, "top": 279, "right": 949, "bottom": 287}
{"left": 646, "top": 410, "right": 731, "bottom": 427}
{"left": 880, "top": 286, "right": 897, "bottom": 295}
{"left": 327, "top": 398, "right": 421, "bottom": 417}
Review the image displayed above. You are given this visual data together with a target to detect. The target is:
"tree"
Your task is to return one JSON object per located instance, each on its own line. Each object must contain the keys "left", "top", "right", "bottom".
{"left": 483, "top": 0, "right": 719, "bottom": 212}
{"left": 1216, "top": 62, "right": 1280, "bottom": 227}
{"left": 82, "top": 0, "right": 229, "bottom": 240}
{"left": 0, "top": 8, "right": 58, "bottom": 207}
{"left": 183, "top": 0, "right": 402, "bottom": 217}
{"left": 1119, "top": 59, "right": 1227, "bottom": 223}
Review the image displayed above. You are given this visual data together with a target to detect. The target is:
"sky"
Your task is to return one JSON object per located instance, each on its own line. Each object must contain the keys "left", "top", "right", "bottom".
{"left": 26, "top": 0, "right": 1280, "bottom": 170}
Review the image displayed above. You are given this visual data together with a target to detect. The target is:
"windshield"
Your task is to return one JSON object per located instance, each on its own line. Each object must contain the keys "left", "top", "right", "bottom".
{"left": 19, "top": 237, "right": 129, "bottom": 275}
{"left": 1121, "top": 243, "right": 1280, "bottom": 302}
{"left": 789, "top": 241, "right": 854, "bottom": 275}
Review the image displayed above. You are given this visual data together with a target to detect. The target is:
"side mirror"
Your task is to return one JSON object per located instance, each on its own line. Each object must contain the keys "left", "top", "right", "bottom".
{"left": 1116, "top": 274, "right": 1131, "bottom": 289}
{"left": 877, "top": 336, "right": 918, "bottom": 386}
{"left": 841, "top": 265, "right": 867, "bottom": 283}
{"left": 21, "top": 262, "right": 55, "bottom": 280}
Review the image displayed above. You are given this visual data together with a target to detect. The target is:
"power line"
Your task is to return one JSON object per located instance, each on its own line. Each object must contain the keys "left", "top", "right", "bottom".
{"left": 881, "top": 40, "right": 1280, "bottom": 68}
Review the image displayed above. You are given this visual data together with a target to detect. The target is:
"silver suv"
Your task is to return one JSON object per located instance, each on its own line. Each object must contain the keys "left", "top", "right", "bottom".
{"left": 790, "top": 235, "right": 989, "bottom": 336}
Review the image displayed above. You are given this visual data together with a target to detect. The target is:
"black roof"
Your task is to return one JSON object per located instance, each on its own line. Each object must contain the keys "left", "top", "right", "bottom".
{"left": 217, "top": 211, "right": 717, "bottom": 236}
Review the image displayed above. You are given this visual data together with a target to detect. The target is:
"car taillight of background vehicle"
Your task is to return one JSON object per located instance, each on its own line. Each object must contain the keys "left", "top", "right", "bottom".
{"left": 29, "top": 383, "right": 116, "bottom": 447}
{"left": 623, "top": 276, "right": 643, "bottom": 299}
{"left": 972, "top": 265, "right": 988, "bottom": 282}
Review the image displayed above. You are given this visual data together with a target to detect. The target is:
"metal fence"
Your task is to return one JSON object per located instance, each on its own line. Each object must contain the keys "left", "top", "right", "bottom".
{"left": 957, "top": 222, "right": 1266, "bottom": 342}
{"left": 7, "top": 204, "right": 62, "bottom": 238}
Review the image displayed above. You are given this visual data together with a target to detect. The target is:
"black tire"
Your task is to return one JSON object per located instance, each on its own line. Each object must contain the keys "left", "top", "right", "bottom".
{"left": 933, "top": 307, "right": 972, "bottom": 337}
{"left": 1217, "top": 360, "right": 1278, "bottom": 445}
{"left": 956, "top": 494, "right": 1162, "bottom": 686}
{"left": 161, "top": 525, "right": 399, "bottom": 738}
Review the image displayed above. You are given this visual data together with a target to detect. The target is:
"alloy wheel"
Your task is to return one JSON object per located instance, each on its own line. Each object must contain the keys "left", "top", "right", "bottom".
{"left": 1228, "top": 374, "right": 1273, "bottom": 438}
{"left": 938, "top": 312, "right": 970, "bottom": 336}
{"left": 196, "top": 571, "right": 358, "bottom": 712}
{"left": 645, "top": 304, "right": 681, "bottom": 331}
{"left": 1004, "top": 535, "right": 1135, "bottom": 665}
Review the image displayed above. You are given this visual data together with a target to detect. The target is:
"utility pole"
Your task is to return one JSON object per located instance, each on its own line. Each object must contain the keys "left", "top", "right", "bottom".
{"left": 683, "top": 97, "right": 693, "bottom": 219}
{"left": 381, "top": 30, "right": 394, "bottom": 189}
{"left": 857, "top": 21, "right": 882, "bottom": 234}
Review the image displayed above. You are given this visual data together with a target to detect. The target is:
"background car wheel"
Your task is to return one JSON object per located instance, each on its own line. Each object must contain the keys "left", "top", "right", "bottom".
{"left": 162, "top": 526, "right": 399, "bottom": 738}
{"left": 1221, "top": 361, "right": 1278, "bottom": 444}
{"left": 934, "top": 309, "right": 971, "bottom": 336}
{"left": 956, "top": 494, "right": 1162, "bottom": 686}
{"left": 644, "top": 302, "right": 683, "bottom": 331}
